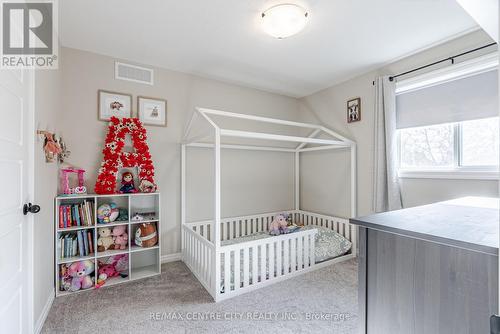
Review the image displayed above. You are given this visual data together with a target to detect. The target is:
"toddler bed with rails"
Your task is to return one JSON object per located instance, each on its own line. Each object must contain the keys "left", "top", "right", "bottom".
{"left": 181, "top": 107, "right": 357, "bottom": 301}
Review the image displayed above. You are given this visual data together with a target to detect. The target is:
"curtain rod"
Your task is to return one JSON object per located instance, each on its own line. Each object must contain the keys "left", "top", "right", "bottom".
{"left": 372, "top": 42, "right": 497, "bottom": 85}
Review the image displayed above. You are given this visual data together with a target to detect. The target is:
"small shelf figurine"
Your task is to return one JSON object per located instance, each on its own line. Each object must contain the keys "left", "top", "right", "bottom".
{"left": 60, "top": 167, "right": 87, "bottom": 195}
{"left": 119, "top": 171, "right": 137, "bottom": 193}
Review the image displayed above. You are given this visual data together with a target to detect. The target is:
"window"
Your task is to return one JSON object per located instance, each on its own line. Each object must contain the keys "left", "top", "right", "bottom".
{"left": 398, "top": 117, "right": 499, "bottom": 178}
{"left": 395, "top": 53, "right": 498, "bottom": 179}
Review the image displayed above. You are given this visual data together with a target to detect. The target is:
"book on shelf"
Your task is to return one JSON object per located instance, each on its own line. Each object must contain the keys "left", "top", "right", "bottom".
{"left": 58, "top": 201, "right": 95, "bottom": 229}
{"left": 87, "top": 230, "right": 94, "bottom": 254}
{"left": 59, "top": 230, "right": 94, "bottom": 259}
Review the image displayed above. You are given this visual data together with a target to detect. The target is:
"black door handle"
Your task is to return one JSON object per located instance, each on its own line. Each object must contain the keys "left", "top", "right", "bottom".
{"left": 23, "top": 203, "right": 40, "bottom": 215}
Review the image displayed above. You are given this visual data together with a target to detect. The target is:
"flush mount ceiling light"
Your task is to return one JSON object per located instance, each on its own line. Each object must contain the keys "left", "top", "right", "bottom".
{"left": 261, "top": 4, "right": 308, "bottom": 39}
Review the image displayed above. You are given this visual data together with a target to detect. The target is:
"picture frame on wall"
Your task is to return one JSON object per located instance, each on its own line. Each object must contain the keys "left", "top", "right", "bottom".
{"left": 98, "top": 90, "right": 132, "bottom": 121}
{"left": 137, "top": 96, "right": 167, "bottom": 127}
{"left": 347, "top": 97, "right": 361, "bottom": 123}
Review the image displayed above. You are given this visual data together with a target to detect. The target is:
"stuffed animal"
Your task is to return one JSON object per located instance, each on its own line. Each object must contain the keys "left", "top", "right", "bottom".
{"left": 112, "top": 225, "right": 128, "bottom": 250}
{"left": 135, "top": 223, "right": 158, "bottom": 247}
{"left": 97, "top": 227, "right": 114, "bottom": 251}
{"left": 139, "top": 179, "right": 157, "bottom": 193}
{"left": 95, "top": 263, "right": 119, "bottom": 288}
{"left": 67, "top": 260, "right": 94, "bottom": 291}
{"left": 97, "top": 203, "right": 119, "bottom": 224}
{"left": 95, "top": 254, "right": 129, "bottom": 288}
{"left": 269, "top": 214, "right": 288, "bottom": 235}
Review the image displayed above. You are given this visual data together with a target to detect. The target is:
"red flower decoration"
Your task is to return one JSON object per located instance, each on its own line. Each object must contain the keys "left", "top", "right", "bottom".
{"left": 94, "top": 117, "right": 158, "bottom": 194}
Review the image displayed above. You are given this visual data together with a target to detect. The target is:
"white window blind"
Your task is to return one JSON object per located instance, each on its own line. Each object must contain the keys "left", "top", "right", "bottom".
{"left": 396, "top": 69, "right": 498, "bottom": 129}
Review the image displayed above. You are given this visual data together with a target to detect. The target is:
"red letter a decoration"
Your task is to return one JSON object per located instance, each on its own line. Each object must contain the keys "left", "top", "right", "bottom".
{"left": 94, "top": 117, "right": 158, "bottom": 194}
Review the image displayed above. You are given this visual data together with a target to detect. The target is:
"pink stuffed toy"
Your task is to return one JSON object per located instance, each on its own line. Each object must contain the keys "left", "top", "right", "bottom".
{"left": 95, "top": 254, "right": 129, "bottom": 288}
{"left": 112, "top": 225, "right": 128, "bottom": 250}
{"left": 68, "top": 260, "right": 94, "bottom": 291}
{"left": 269, "top": 214, "right": 289, "bottom": 235}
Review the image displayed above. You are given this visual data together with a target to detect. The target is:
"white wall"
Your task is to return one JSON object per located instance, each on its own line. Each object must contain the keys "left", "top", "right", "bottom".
{"left": 58, "top": 47, "right": 300, "bottom": 256}
{"left": 299, "top": 29, "right": 499, "bottom": 217}
{"left": 33, "top": 68, "right": 61, "bottom": 330}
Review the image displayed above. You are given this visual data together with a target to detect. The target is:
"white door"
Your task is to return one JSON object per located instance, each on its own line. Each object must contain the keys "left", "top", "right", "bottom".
{"left": 0, "top": 68, "right": 35, "bottom": 333}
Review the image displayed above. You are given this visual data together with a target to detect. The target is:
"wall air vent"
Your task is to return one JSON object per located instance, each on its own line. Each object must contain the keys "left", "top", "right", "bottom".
{"left": 115, "top": 61, "right": 154, "bottom": 85}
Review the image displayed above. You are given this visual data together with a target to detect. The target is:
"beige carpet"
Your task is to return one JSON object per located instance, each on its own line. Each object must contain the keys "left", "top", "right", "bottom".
{"left": 42, "top": 259, "right": 358, "bottom": 334}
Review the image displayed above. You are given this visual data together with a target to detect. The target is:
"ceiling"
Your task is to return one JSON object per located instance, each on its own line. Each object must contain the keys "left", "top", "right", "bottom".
{"left": 60, "top": 0, "right": 478, "bottom": 98}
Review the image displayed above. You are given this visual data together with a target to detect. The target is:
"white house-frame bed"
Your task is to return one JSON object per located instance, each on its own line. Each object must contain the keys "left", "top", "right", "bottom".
{"left": 181, "top": 107, "right": 357, "bottom": 301}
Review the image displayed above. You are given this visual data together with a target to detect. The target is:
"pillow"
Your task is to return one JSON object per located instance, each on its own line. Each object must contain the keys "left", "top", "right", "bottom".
{"left": 301, "top": 225, "right": 352, "bottom": 262}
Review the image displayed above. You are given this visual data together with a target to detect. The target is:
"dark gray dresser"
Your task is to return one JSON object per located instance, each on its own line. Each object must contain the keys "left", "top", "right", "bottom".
{"left": 351, "top": 197, "right": 499, "bottom": 334}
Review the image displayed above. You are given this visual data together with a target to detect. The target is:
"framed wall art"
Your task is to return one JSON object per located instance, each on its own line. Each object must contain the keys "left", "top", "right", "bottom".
{"left": 347, "top": 97, "right": 361, "bottom": 123}
{"left": 137, "top": 96, "right": 167, "bottom": 127}
{"left": 98, "top": 90, "right": 132, "bottom": 121}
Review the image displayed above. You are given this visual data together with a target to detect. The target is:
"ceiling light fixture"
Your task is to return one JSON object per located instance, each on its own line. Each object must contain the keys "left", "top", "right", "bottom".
{"left": 261, "top": 4, "right": 308, "bottom": 39}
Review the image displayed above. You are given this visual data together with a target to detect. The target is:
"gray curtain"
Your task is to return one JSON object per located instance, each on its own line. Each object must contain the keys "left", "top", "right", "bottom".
{"left": 373, "top": 76, "right": 403, "bottom": 212}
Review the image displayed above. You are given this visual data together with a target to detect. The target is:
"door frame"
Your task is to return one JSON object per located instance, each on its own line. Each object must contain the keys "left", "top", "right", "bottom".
{"left": 25, "top": 68, "right": 35, "bottom": 333}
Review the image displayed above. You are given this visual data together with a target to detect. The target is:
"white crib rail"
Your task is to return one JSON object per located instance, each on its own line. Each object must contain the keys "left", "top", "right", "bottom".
{"left": 217, "top": 228, "right": 317, "bottom": 300}
{"left": 182, "top": 225, "right": 215, "bottom": 297}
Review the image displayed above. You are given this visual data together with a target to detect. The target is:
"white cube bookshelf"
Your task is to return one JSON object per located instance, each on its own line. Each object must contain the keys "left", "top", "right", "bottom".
{"left": 54, "top": 192, "right": 161, "bottom": 297}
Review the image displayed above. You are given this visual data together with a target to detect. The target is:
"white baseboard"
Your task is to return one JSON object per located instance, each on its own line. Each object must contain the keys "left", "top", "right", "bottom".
{"left": 34, "top": 288, "right": 54, "bottom": 334}
{"left": 161, "top": 252, "right": 181, "bottom": 263}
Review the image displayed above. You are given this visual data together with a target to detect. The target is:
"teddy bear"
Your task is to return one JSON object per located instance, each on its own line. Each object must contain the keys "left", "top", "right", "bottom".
{"left": 112, "top": 225, "right": 128, "bottom": 250}
{"left": 269, "top": 214, "right": 289, "bottom": 236}
{"left": 67, "top": 260, "right": 95, "bottom": 291}
{"left": 97, "top": 227, "right": 114, "bottom": 252}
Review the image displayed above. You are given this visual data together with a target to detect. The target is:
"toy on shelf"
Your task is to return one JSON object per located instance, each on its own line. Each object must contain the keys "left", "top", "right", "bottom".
{"left": 67, "top": 260, "right": 95, "bottom": 291}
{"left": 112, "top": 225, "right": 128, "bottom": 250}
{"left": 119, "top": 171, "right": 137, "bottom": 193}
{"left": 97, "top": 203, "right": 119, "bottom": 224}
{"left": 97, "top": 227, "right": 114, "bottom": 252}
{"left": 131, "top": 213, "right": 144, "bottom": 222}
{"left": 131, "top": 211, "right": 156, "bottom": 222}
{"left": 60, "top": 167, "right": 87, "bottom": 195}
{"left": 96, "top": 254, "right": 129, "bottom": 288}
{"left": 139, "top": 179, "right": 157, "bottom": 193}
{"left": 135, "top": 223, "right": 158, "bottom": 248}
{"left": 116, "top": 208, "right": 128, "bottom": 221}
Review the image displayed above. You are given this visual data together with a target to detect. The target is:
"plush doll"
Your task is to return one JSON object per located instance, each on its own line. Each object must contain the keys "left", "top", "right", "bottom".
{"left": 67, "top": 260, "right": 94, "bottom": 291}
{"left": 112, "top": 225, "right": 128, "bottom": 250}
{"left": 97, "top": 203, "right": 119, "bottom": 224}
{"left": 135, "top": 223, "right": 158, "bottom": 247}
{"left": 119, "top": 171, "right": 137, "bottom": 193}
{"left": 97, "top": 227, "right": 114, "bottom": 252}
{"left": 95, "top": 254, "right": 129, "bottom": 288}
{"left": 95, "top": 263, "right": 119, "bottom": 288}
{"left": 269, "top": 214, "right": 288, "bottom": 235}
{"left": 139, "top": 179, "right": 157, "bottom": 193}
